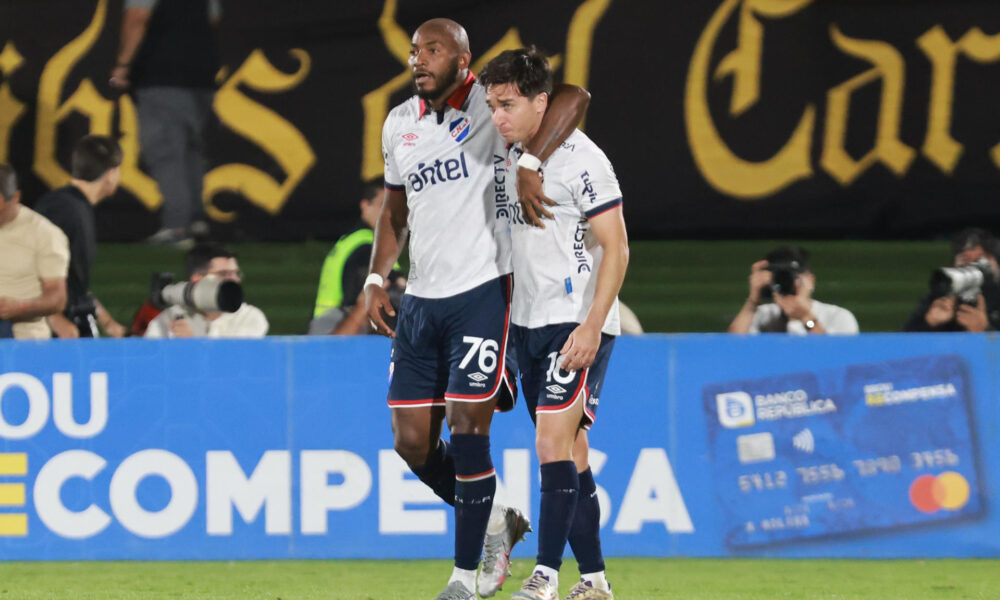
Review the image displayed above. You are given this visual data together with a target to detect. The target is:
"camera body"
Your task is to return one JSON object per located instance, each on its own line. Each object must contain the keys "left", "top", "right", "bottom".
{"left": 150, "top": 272, "right": 243, "bottom": 313}
{"left": 929, "top": 259, "right": 991, "bottom": 304}
{"left": 759, "top": 261, "right": 802, "bottom": 301}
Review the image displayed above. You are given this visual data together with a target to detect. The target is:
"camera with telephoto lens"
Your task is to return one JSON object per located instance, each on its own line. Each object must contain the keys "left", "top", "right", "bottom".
{"left": 150, "top": 272, "right": 243, "bottom": 313}
{"left": 929, "top": 259, "right": 992, "bottom": 304}
{"left": 759, "top": 261, "right": 803, "bottom": 301}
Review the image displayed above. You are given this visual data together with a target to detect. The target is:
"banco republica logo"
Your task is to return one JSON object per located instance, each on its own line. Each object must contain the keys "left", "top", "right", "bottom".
{"left": 716, "top": 391, "right": 755, "bottom": 429}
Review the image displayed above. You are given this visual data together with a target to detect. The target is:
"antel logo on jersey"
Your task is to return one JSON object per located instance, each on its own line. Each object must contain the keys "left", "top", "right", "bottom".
{"left": 406, "top": 153, "right": 471, "bottom": 192}
{"left": 449, "top": 117, "right": 471, "bottom": 142}
{"left": 716, "top": 392, "right": 755, "bottom": 429}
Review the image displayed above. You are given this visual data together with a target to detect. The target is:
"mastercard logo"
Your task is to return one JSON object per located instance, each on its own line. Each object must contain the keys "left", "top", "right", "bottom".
{"left": 909, "top": 472, "right": 970, "bottom": 513}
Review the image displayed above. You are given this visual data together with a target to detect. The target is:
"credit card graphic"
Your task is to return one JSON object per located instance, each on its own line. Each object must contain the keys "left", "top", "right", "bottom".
{"left": 703, "top": 355, "right": 982, "bottom": 548}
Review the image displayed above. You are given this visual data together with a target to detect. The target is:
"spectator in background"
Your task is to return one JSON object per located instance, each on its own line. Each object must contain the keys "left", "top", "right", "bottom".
{"left": 110, "top": 0, "right": 220, "bottom": 246}
{"left": 145, "top": 243, "right": 268, "bottom": 338}
{"left": 35, "top": 136, "right": 127, "bottom": 339}
{"left": 0, "top": 164, "right": 70, "bottom": 339}
{"left": 903, "top": 228, "right": 1000, "bottom": 332}
{"left": 729, "top": 245, "right": 859, "bottom": 335}
{"left": 308, "top": 179, "right": 405, "bottom": 335}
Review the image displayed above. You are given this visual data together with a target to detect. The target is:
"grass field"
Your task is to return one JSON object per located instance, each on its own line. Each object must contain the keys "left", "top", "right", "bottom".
{"left": 90, "top": 240, "right": 952, "bottom": 336}
{"left": 0, "top": 558, "right": 995, "bottom": 599}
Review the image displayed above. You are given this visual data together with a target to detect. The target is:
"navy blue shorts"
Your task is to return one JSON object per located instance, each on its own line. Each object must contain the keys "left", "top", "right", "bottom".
{"left": 508, "top": 322, "right": 615, "bottom": 429}
{"left": 387, "top": 274, "right": 516, "bottom": 410}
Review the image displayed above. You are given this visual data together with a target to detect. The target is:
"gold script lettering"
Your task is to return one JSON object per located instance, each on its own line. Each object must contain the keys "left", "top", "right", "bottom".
{"left": 685, "top": 0, "right": 815, "bottom": 199}
{"left": 204, "top": 49, "right": 315, "bottom": 221}
{"left": 820, "top": 26, "right": 915, "bottom": 186}
{"left": 0, "top": 42, "right": 27, "bottom": 164}
{"left": 917, "top": 26, "right": 1000, "bottom": 174}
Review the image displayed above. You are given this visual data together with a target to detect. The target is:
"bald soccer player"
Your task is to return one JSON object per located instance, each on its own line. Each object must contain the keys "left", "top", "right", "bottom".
{"left": 365, "top": 18, "right": 590, "bottom": 600}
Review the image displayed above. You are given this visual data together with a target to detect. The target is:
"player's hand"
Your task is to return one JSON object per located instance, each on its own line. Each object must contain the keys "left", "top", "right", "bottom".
{"left": 956, "top": 294, "right": 988, "bottom": 332}
{"left": 0, "top": 297, "right": 21, "bottom": 320}
{"left": 365, "top": 283, "right": 396, "bottom": 338}
{"left": 925, "top": 296, "right": 956, "bottom": 327}
{"left": 169, "top": 318, "right": 194, "bottom": 338}
{"left": 559, "top": 321, "right": 601, "bottom": 372}
{"left": 516, "top": 167, "right": 556, "bottom": 228}
{"left": 748, "top": 260, "right": 771, "bottom": 305}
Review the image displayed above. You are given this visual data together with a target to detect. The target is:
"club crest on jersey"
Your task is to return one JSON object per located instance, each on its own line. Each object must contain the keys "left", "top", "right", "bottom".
{"left": 406, "top": 152, "right": 471, "bottom": 192}
{"left": 449, "top": 117, "right": 471, "bottom": 142}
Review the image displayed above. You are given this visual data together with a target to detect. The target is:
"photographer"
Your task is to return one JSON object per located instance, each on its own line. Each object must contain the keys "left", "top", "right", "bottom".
{"left": 729, "top": 245, "right": 859, "bottom": 335}
{"left": 145, "top": 243, "right": 268, "bottom": 338}
{"left": 903, "top": 228, "right": 1000, "bottom": 332}
{"left": 35, "top": 136, "right": 127, "bottom": 338}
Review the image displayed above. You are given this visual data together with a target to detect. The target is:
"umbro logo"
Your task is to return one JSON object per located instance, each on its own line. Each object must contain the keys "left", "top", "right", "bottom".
{"left": 401, "top": 133, "right": 419, "bottom": 141}
{"left": 468, "top": 372, "right": 488, "bottom": 382}
{"left": 546, "top": 384, "right": 567, "bottom": 395}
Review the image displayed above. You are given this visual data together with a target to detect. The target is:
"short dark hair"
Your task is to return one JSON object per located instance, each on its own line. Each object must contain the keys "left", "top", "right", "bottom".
{"left": 71, "top": 135, "right": 123, "bottom": 182}
{"left": 951, "top": 227, "right": 996, "bottom": 258}
{"left": 766, "top": 245, "right": 810, "bottom": 272}
{"left": 478, "top": 46, "right": 553, "bottom": 98}
{"left": 185, "top": 242, "right": 236, "bottom": 278}
{"left": 362, "top": 178, "right": 384, "bottom": 203}
{"left": 0, "top": 163, "right": 17, "bottom": 200}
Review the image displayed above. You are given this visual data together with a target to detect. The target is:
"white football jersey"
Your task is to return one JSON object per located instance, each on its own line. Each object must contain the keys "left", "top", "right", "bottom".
{"left": 382, "top": 74, "right": 512, "bottom": 299}
{"left": 506, "top": 129, "right": 623, "bottom": 335}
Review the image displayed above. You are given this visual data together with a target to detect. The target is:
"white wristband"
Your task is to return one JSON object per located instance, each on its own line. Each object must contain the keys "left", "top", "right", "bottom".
{"left": 517, "top": 152, "right": 542, "bottom": 171}
{"left": 364, "top": 273, "right": 384, "bottom": 288}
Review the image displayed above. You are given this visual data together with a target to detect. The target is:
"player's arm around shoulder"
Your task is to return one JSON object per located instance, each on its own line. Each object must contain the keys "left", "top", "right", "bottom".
{"left": 365, "top": 186, "right": 408, "bottom": 338}
{"left": 560, "top": 204, "right": 629, "bottom": 372}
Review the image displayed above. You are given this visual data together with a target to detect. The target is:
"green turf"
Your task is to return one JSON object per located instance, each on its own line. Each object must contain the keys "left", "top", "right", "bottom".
{"left": 0, "top": 558, "right": 995, "bottom": 599}
{"left": 90, "top": 240, "right": 952, "bottom": 336}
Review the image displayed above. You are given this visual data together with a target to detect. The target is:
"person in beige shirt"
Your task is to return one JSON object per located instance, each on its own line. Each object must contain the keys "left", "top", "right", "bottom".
{"left": 0, "top": 164, "right": 70, "bottom": 339}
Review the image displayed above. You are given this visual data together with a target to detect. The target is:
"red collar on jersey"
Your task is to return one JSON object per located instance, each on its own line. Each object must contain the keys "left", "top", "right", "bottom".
{"left": 418, "top": 71, "right": 476, "bottom": 120}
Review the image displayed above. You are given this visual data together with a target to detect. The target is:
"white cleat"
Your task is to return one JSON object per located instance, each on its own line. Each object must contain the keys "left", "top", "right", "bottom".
{"left": 434, "top": 580, "right": 476, "bottom": 600}
{"left": 477, "top": 505, "right": 532, "bottom": 597}
{"left": 511, "top": 571, "right": 558, "bottom": 600}
{"left": 563, "top": 579, "right": 614, "bottom": 600}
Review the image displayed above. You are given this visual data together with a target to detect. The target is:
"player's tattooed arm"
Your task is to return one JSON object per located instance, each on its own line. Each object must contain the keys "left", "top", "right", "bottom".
{"left": 519, "top": 84, "right": 591, "bottom": 228}
{"left": 366, "top": 188, "right": 409, "bottom": 338}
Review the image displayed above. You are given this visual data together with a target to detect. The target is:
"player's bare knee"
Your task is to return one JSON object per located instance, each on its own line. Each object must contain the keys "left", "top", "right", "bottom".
{"left": 535, "top": 433, "right": 572, "bottom": 464}
{"left": 446, "top": 403, "right": 493, "bottom": 435}
{"left": 393, "top": 430, "right": 431, "bottom": 467}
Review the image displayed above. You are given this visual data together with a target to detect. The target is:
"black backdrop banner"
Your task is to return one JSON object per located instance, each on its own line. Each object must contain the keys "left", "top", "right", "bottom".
{"left": 2, "top": 0, "right": 1000, "bottom": 241}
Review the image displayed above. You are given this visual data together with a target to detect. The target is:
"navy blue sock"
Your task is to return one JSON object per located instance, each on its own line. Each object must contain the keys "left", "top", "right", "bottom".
{"left": 568, "top": 467, "right": 605, "bottom": 574}
{"left": 451, "top": 434, "right": 496, "bottom": 570}
{"left": 537, "top": 461, "right": 579, "bottom": 571}
{"left": 410, "top": 440, "right": 456, "bottom": 507}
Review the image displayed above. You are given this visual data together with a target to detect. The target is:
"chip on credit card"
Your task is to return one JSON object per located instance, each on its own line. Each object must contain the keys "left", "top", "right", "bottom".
{"left": 702, "top": 354, "right": 982, "bottom": 548}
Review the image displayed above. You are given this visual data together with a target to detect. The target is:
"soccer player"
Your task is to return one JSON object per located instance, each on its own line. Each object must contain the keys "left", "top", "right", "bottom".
{"left": 365, "top": 19, "right": 590, "bottom": 600}
{"left": 480, "top": 48, "right": 628, "bottom": 600}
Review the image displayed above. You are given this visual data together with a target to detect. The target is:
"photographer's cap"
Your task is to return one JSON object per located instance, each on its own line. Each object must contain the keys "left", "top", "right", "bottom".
{"left": 765, "top": 245, "right": 810, "bottom": 273}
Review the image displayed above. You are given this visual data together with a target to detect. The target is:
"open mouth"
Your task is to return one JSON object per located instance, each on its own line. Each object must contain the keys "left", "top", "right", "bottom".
{"left": 414, "top": 72, "right": 432, "bottom": 85}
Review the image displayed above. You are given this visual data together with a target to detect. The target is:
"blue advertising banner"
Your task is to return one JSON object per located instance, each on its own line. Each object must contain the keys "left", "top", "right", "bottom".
{"left": 0, "top": 334, "right": 997, "bottom": 560}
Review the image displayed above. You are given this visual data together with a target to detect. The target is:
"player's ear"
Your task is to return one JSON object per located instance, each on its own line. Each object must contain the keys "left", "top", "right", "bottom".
{"left": 533, "top": 92, "right": 549, "bottom": 114}
{"left": 458, "top": 51, "right": 471, "bottom": 70}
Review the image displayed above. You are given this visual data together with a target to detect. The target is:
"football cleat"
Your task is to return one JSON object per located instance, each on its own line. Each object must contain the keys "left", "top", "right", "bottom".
{"left": 434, "top": 580, "right": 476, "bottom": 600}
{"left": 563, "top": 579, "right": 614, "bottom": 600}
{"left": 477, "top": 505, "right": 532, "bottom": 597}
{"left": 511, "top": 571, "right": 558, "bottom": 600}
